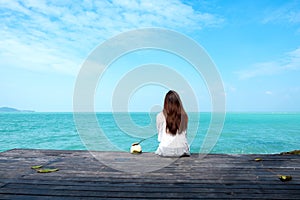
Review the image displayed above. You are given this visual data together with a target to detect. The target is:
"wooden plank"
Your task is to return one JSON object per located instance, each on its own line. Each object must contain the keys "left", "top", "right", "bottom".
{"left": 0, "top": 185, "right": 298, "bottom": 199}
{"left": 0, "top": 188, "right": 299, "bottom": 199}
{"left": 3, "top": 181, "right": 300, "bottom": 195}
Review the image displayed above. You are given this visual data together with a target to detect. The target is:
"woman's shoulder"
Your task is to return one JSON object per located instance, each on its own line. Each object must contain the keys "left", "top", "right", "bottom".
{"left": 156, "top": 111, "right": 165, "bottom": 123}
{"left": 156, "top": 111, "right": 165, "bottom": 119}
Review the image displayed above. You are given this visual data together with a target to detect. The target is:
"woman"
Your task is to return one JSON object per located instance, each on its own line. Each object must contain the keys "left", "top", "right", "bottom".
{"left": 155, "top": 90, "right": 190, "bottom": 157}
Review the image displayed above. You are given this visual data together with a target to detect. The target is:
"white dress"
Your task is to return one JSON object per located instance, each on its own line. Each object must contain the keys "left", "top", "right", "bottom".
{"left": 155, "top": 112, "right": 190, "bottom": 157}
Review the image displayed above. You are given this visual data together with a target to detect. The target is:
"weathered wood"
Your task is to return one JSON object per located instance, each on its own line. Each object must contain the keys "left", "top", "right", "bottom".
{"left": 0, "top": 149, "right": 299, "bottom": 199}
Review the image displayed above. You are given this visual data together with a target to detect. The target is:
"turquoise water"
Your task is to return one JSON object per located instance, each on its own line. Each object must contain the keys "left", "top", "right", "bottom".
{"left": 0, "top": 112, "right": 299, "bottom": 154}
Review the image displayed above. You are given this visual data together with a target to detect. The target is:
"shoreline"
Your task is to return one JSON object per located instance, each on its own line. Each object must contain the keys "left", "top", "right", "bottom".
{"left": 1, "top": 148, "right": 299, "bottom": 155}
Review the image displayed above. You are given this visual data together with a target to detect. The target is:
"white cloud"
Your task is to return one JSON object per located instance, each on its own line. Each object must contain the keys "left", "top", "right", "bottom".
{"left": 224, "top": 82, "right": 236, "bottom": 93}
{"left": 236, "top": 47, "right": 300, "bottom": 79}
{"left": 262, "top": 2, "right": 300, "bottom": 25}
{"left": 284, "top": 47, "right": 300, "bottom": 70}
{"left": 0, "top": 0, "right": 224, "bottom": 76}
{"left": 0, "top": 37, "right": 80, "bottom": 76}
{"left": 265, "top": 91, "right": 272, "bottom": 95}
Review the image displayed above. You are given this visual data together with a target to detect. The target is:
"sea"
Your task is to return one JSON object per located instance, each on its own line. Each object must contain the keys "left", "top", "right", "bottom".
{"left": 0, "top": 112, "right": 299, "bottom": 154}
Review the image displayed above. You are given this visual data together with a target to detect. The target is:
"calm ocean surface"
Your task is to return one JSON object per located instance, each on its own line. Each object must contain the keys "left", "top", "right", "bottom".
{"left": 0, "top": 112, "right": 299, "bottom": 154}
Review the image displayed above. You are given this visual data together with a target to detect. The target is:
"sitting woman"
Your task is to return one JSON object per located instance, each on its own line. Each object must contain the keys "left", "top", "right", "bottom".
{"left": 155, "top": 90, "right": 190, "bottom": 157}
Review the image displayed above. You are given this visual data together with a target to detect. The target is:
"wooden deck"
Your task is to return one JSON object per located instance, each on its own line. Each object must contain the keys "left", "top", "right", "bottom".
{"left": 0, "top": 149, "right": 299, "bottom": 199}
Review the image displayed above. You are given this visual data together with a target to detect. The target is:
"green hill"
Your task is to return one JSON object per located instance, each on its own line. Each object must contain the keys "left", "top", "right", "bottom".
{"left": 0, "top": 107, "right": 34, "bottom": 112}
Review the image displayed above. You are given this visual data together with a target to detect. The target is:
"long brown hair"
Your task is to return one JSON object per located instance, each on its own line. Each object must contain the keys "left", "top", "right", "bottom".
{"left": 163, "top": 90, "right": 188, "bottom": 135}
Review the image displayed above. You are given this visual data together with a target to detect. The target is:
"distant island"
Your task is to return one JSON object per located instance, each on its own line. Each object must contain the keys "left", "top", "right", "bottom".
{"left": 0, "top": 107, "right": 35, "bottom": 113}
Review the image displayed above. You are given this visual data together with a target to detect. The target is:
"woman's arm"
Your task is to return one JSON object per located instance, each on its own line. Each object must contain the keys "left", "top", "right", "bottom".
{"left": 156, "top": 112, "right": 165, "bottom": 142}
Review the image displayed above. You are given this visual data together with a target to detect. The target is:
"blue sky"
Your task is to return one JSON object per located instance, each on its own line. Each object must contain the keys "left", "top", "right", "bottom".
{"left": 1, "top": 0, "right": 300, "bottom": 112}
